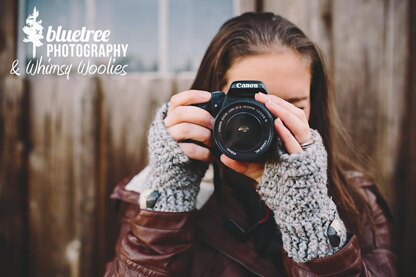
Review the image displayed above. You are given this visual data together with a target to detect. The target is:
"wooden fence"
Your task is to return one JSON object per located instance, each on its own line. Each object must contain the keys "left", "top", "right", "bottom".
{"left": 0, "top": 0, "right": 415, "bottom": 276}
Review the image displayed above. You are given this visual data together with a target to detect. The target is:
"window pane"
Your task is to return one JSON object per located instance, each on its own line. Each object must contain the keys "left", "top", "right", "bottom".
{"left": 168, "top": 0, "right": 233, "bottom": 72}
{"left": 95, "top": 0, "right": 159, "bottom": 72}
{"left": 20, "top": 0, "right": 233, "bottom": 73}
{"left": 20, "top": 0, "right": 158, "bottom": 72}
{"left": 22, "top": 0, "right": 87, "bottom": 63}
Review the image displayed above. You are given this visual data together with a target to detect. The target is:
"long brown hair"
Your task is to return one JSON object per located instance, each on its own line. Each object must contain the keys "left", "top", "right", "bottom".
{"left": 191, "top": 12, "right": 372, "bottom": 232}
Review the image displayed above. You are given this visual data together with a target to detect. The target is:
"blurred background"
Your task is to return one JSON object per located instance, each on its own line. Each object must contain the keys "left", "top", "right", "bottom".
{"left": 0, "top": 0, "right": 415, "bottom": 276}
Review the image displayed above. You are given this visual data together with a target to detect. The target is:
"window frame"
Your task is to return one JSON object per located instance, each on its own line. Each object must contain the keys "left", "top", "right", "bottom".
{"left": 18, "top": 0, "right": 252, "bottom": 75}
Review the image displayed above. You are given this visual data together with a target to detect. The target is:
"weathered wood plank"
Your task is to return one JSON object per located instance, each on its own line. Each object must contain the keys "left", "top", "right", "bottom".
{"left": 0, "top": 76, "right": 27, "bottom": 276}
{"left": 175, "top": 72, "right": 196, "bottom": 93}
{"left": 263, "top": 0, "right": 408, "bottom": 207}
{"left": 239, "top": 0, "right": 257, "bottom": 13}
{"left": 0, "top": 0, "right": 17, "bottom": 76}
{"left": 332, "top": 0, "right": 407, "bottom": 205}
{"left": 27, "top": 76, "right": 98, "bottom": 277}
{"left": 396, "top": 1, "right": 416, "bottom": 275}
{"left": 98, "top": 74, "right": 174, "bottom": 274}
{"left": 0, "top": 0, "right": 27, "bottom": 276}
{"left": 263, "top": 0, "right": 332, "bottom": 69}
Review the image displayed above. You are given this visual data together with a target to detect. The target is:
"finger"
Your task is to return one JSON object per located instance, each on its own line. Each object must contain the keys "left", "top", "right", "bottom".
{"left": 164, "top": 105, "right": 214, "bottom": 129}
{"left": 167, "top": 123, "right": 212, "bottom": 147}
{"left": 179, "top": 142, "right": 211, "bottom": 163}
{"left": 255, "top": 92, "right": 306, "bottom": 120}
{"left": 265, "top": 100, "right": 311, "bottom": 144}
{"left": 220, "top": 155, "right": 250, "bottom": 174}
{"left": 274, "top": 118, "right": 302, "bottom": 154}
{"left": 220, "top": 155, "right": 264, "bottom": 180}
{"left": 169, "top": 90, "right": 211, "bottom": 113}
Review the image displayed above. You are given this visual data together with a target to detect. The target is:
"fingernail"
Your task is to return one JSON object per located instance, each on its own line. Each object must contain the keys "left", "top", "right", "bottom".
{"left": 210, "top": 118, "right": 215, "bottom": 128}
{"left": 257, "top": 92, "right": 266, "bottom": 98}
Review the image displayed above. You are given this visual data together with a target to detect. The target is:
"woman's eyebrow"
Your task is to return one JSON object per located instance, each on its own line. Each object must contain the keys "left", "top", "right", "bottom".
{"left": 286, "top": 96, "right": 309, "bottom": 103}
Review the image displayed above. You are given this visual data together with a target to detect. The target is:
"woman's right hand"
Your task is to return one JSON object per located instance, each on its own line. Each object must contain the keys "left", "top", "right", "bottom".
{"left": 164, "top": 90, "right": 214, "bottom": 163}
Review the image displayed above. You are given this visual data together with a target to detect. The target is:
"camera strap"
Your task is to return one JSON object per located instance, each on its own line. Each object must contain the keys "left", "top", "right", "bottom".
{"left": 212, "top": 161, "right": 282, "bottom": 256}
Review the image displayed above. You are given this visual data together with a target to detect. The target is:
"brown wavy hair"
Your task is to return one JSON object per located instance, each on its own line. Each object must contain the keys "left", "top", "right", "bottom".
{"left": 190, "top": 12, "right": 372, "bottom": 232}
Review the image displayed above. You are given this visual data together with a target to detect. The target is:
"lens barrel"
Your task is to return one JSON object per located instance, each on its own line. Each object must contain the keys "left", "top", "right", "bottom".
{"left": 213, "top": 100, "right": 275, "bottom": 162}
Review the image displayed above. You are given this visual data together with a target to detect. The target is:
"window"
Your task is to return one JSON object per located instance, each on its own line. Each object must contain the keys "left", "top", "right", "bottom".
{"left": 19, "top": 0, "right": 235, "bottom": 73}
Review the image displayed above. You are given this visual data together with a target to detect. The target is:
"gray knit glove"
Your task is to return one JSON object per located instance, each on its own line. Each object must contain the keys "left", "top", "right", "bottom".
{"left": 144, "top": 103, "right": 208, "bottom": 212}
{"left": 257, "top": 129, "right": 347, "bottom": 263}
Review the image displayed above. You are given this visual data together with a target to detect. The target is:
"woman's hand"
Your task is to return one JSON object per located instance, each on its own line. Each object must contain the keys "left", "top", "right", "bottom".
{"left": 164, "top": 90, "right": 214, "bottom": 163}
{"left": 220, "top": 92, "right": 311, "bottom": 180}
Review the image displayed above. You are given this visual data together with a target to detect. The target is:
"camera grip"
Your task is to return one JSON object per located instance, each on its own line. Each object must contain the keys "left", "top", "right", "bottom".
{"left": 193, "top": 91, "right": 225, "bottom": 117}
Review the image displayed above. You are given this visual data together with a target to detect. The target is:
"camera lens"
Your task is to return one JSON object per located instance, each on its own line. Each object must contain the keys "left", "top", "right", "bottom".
{"left": 223, "top": 113, "right": 264, "bottom": 152}
{"left": 214, "top": 100, "right": 275, "bottom": 162}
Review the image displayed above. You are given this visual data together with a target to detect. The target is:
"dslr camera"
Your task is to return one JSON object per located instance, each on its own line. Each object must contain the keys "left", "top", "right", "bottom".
{"left": 196, "top": 80, "right": 276, "bottom": 162}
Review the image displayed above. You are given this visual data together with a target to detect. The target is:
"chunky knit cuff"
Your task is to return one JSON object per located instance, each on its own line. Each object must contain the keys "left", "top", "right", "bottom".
{"left": 257, "top": 129, "right": 347, "bottom": 263}
{"left": 144, "top": 103, "right": 208, "bottom": 212}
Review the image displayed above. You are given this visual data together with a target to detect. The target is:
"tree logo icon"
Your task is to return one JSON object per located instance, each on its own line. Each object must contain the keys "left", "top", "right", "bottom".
{"left": 22, "top": 7, "right": 44, "bottom": 58}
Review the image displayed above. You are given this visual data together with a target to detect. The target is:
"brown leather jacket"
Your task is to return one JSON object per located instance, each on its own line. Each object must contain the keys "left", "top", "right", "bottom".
{"left": 104, "top": 167, "right": 397, "bottom": 276}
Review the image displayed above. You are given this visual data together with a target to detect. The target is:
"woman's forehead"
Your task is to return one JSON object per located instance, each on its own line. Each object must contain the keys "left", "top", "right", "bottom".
{"left": 223, "top": 52, "right": 311, "bottom": 101}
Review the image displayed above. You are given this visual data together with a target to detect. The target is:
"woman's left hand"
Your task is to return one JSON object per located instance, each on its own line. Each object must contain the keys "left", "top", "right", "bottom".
{"left": 220, "top": 92, "right": 311, "bottom": 180}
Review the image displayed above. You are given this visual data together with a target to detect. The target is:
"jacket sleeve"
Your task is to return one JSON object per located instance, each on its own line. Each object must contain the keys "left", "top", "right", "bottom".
{"left": 104, "top": 179, "right": 196, "bottom": 277}
{"left": 282, "top": 180, "right": 397, "bottom": 276}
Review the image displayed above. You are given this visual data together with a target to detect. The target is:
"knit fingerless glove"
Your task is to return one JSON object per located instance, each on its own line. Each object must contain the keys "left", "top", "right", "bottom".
{"left": 257, "top": 129, "right": 347, "bottom": 263}
{"left": 144, "top": 103, "right": 208, "bottom": 212}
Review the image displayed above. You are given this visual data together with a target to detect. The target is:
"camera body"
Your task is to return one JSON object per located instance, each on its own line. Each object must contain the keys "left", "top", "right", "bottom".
{"left": 196, "top": 80, "right": 276, "bottom": 162}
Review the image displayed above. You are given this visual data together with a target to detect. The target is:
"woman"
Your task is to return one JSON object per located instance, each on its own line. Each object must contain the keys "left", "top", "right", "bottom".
{"left": 105, "top": 13, "right": 396, "bottom": 276}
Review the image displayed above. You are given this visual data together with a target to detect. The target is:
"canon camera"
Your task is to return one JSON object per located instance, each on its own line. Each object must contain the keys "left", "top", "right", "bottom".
{"left": 196, "top": 80, "right": 276, "bottom": 162}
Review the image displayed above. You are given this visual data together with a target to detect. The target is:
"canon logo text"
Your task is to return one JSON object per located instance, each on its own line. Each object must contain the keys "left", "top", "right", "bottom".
{"left": 235, "top": 83, "right": 259, "bottom": 88}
